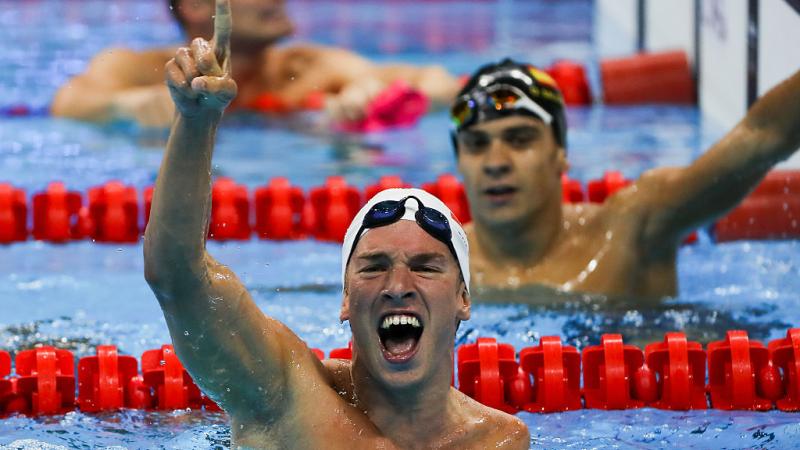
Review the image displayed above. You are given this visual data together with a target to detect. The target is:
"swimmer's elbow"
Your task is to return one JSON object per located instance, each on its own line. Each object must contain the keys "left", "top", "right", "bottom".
{"left": 142, "top": 240, "right": 202, "bottom": 295}
{"left": 50, "top": 86, "right": 82, "bottom": 119}
{"left": 51, "top": 79, "right": 113, "bottom": 123}
{"left": 143, "top": 220, "right": 209, "bottom": 295}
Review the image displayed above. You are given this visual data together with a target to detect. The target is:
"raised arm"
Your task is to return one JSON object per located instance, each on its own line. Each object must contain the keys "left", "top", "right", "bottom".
{"left": 143, "top": 0, "right": 320, "bottom": 421}
{"left": 626, "top": 68, "right": 800, "bottom": 245}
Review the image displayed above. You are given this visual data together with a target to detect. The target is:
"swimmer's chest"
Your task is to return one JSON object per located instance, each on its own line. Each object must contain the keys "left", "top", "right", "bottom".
{"left": 473, "top": 217, "right": 670, "bottom": 295}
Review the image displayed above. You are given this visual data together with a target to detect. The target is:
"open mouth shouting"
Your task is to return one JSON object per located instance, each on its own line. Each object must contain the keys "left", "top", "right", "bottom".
{"left": 378, "top": 313, "right": 423, "bottom": 364}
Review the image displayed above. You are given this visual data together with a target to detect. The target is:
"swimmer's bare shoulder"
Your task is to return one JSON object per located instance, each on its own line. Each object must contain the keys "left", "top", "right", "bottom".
{"left": 449, "top": 391, "right": 531, "bottom": 450}
{"left": 57, "top": 46, "right": 173, "bottom": 92}
{"left": 52, "top": 46, "right": 177, "bottom": 122}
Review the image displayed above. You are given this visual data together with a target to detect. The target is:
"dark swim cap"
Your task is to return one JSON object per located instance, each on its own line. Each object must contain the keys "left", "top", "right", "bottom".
{"left": 450, "top": 58, "right": 567, "bottom": 149}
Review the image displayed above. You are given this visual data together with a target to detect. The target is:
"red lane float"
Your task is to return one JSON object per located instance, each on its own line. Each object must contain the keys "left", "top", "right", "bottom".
{"left": 456, "top": 337, "right": 520, "bottom": 414}
{"left": 308, "top": 176, "right": 362, "bottom": 242}
{"left": 644, "top": 332, "right": 707, "bottom": 410}
{"left": 77, "top": 345, "right": 141, "bottom": 412}
{"left": 547, "top": 61, "right": 591, "bottom": 106}
{"left": 0, "top": 183, "right": 27, "bottom": 243}
{"left": 88, "top": 181, "right": 140, "bottom": 243}
{"left": 32, "top": 182, "right": 84, "bottom": 242}
{"left": 714, "top": 196, "right": 800, "bottom": 242}
{"left": 587, "top": 171, "right": 631, "bottom": 203}
{"left": 209, "top": 178, "right": 251, "bottom": 241}
{"left": 422, "top": 174, "right": 471, "bottom": 223}
{"left": 600, "top": 50, "right": 695, "bottom": 105}
{"left": 254, "top": 177, "right": 306, "bottom": 240}
{"left": 561, "top": 174, "right": 585, "bottom": 203}
{"left": 5, "top": 329, "right": 800, "bottom": 417}
{"left": 582, "top": 334, "right": 647, "bottom": 409}
{"left": 14, "top": 346, "right": 75, "bottom": 415}
{"left": 141, "top": 345, "right": 219, "bottom": 411}
{"left": 6, "top": 170, "right": 800, "bottom": 244}
{"left": 749, "top": 170, "right": 800, "bottom": 197}
{"left": 518, "top": 336, "right": 582, "bottom": 412}
{"left": 769, "top": 328, "right": 800, "bottom": 411}
{"left": 311, "top": 348, "right": 325, "bottom": 360}
{"left": 0, "top": 350, "right": 15, "bottom": 416}
{"left": 364, "top": 175, "right": 411, "bottom": 201}
{"left": 246, "top": 90, "right": 325, "bottom": 115}
{"left": 329, "top": 342, "right": 353, "bottom": 360}
{"left": 707, "top": 330, "right": 777, "bottom": 410}
{"left": 714, "top": 171, "right": 800, "bottom": 240}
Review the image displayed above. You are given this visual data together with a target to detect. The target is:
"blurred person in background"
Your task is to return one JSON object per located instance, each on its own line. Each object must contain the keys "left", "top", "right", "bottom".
{"left": 450, "top": 58, "right": 800, "bottom": 301}
{"left": 52, "top": 0, "right": 460, "bottom": 128}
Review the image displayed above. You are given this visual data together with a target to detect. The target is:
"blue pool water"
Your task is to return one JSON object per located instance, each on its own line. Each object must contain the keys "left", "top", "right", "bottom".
{"left": 1, "top": 0, "right": 799, "bottom": 448}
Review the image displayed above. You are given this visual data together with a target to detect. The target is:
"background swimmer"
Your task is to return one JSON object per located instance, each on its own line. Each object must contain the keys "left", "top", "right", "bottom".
{"left": 451, "top": 59, "right": 800, "bottom": 300}
{"left": 52, "top": 0, "right": 459, "bottom": 128}
{"left": 144, "top": 2, "right": 528, "bottom": 447}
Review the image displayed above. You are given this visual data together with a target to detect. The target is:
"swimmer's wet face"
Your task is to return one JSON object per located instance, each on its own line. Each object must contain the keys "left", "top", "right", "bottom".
{"left": 341, "top": 220, "right": 470, "bottom": 389}
{"left": 457, "top": 115, "right": 567, "bottom": 226}
{"left": 171, "top": 0, "right": 293, "bottom": 44}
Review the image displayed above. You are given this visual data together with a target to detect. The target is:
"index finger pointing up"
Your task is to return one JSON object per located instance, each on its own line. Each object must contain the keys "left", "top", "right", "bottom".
{"left": 214, "top": 0, "right": 232, "bottom": 66}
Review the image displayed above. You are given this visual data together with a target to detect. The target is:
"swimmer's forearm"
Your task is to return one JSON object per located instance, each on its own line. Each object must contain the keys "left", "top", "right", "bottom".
{"left": 145, "top": 114, "right": 221, "bottom": 278}
{"left": 638, "top": 69, "right": 800, "bottom": 240}
{"left": 743, "top": 68, "right": 800, "bottom": 162}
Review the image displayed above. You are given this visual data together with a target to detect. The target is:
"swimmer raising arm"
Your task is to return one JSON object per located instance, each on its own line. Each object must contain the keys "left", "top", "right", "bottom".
{"left": 145, "top": 0, "right": 323, "bottom": 443}
{"left": 618, "top": 68, "right": 800, "bottom": 248}
{"left": 145, "top": 1, "right": 528, "bottom": 448}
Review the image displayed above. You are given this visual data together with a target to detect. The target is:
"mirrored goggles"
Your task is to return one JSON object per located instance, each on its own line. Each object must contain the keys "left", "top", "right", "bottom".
{"left": 450, "top": 83, "right": 553, "bottom": 131}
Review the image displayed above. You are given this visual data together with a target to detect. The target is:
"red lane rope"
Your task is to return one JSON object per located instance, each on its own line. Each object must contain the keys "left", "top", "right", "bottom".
{"left": 2, "top": 170, "right": 798, "bottom": 245}
{"left": 1, "top": 328, "right": 799, "bottom": 418}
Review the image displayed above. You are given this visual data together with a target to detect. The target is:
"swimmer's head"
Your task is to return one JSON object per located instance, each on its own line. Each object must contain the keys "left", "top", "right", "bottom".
{"left": 168, "top": 0, "right": 293, "bottom": 45}
{"left": 450, "top": 58, "right": 567, "bottom": 153}
{"left": 340, "top": 188, "right": 470, "bottom": 388}
{"left": 341, "top": 188, "right": 470, "bottom": 292}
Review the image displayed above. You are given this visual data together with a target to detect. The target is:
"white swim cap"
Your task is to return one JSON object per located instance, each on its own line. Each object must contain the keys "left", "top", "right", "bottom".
{"left": 341, "top": 188, "right": 470, "bottom": 293}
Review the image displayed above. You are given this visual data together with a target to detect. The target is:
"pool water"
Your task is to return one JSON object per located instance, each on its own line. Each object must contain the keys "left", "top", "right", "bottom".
{"left": 1, "top": 0, "right": 799, "bottom": 448}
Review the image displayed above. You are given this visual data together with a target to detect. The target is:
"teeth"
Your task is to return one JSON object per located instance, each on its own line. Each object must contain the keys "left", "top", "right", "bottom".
{"left": 380, "top": 314, "right": 421, "bottom": 329}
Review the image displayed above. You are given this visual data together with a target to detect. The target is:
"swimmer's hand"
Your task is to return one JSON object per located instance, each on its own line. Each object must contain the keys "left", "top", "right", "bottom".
{"left": 325, "top": 78, "right": 386, "bottom": 123}
{"left": 165, "top": 0, "right": 236, "bottom": 118}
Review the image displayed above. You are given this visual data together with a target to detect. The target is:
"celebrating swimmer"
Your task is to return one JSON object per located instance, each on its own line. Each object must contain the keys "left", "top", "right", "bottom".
{"left": 450, "top": 59, "right": 800, "bottom": 299}
{"left": 52, "top": 0, "right": 459, "bottom": 128}
{"left": 143, "top": 2, "right": 528, "bottom": 448}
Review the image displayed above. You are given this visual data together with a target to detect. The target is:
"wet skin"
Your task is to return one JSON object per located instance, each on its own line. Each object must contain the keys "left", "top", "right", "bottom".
{"left": 145, "top": 2, "right": 528, "bottom": 448}
{"left": 457, "top": 115, "right": 678, "bottom": 298}
{"left": 456, "top": 65, "right": 800, "bottom": 300}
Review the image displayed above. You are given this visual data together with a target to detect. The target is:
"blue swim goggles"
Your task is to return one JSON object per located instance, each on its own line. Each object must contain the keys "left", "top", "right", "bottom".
{"left": 345, "top": 196, "right": 459, "bottom": 269}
